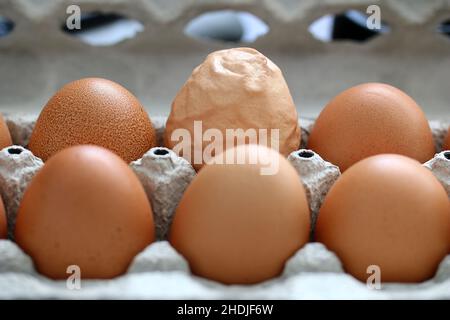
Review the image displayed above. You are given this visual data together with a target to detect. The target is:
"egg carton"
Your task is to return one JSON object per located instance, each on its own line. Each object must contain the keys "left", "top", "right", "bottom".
{"left": 0, "top": 113, "right": 448, "bottom": 299}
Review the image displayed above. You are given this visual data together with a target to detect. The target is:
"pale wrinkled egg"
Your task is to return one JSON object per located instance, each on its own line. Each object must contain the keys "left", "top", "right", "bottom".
{"left": 164, "top": 48, "right": 301, "bottom": 170}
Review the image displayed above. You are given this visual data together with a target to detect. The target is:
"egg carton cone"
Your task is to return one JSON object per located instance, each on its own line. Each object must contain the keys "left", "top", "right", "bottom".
{"left": 0, "top": 114, "right": 448, "bottom": 299}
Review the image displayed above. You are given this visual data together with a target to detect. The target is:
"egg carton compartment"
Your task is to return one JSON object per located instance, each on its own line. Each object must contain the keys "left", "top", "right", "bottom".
{"left": 0, "top": 114, "right": 448, "bottom": 299}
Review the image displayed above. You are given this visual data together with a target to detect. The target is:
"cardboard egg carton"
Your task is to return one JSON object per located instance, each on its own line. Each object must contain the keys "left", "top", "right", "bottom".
{"left": 0, "top": 114, "right": 448, "bottom": 299}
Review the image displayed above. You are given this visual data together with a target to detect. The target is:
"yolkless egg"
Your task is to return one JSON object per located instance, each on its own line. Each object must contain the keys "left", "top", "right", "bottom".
{"left": 0, "top": 196, "right": 6, "bottom": 239}
{"left": 0, "top": 113, "right": 12, "bottom": 150}
{"left": 15, "top": 145, "right": 155, "bottom": 279}
{"left": 169, "top": 144, "right": 310, "bottom": 284}
{"left": 164, "top": 48, "right": 301, "bottom": 170}
{"left": 307, "top": 83, "right": 435, "bottom": 171}
{"left": 28, "top": 78, "right": 157, "bottom": 163}
{"left": 315, "top": 154, "right": 450, "bottom": 283}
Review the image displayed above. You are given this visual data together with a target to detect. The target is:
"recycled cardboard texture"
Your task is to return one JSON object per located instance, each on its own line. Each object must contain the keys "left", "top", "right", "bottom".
{"left": 0, "top": 0, "right": 449, "bottom": 121}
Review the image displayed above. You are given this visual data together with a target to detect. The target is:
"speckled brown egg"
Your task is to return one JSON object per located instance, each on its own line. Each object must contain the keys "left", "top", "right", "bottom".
{"left": 0, "top": 113, "right": 12, "bottom": 150}
{"left": 444, "top": 126, "right": 450, "bottom": 151}
{"left": 0, "top": 196, "right": 6, "bottom": 239}
{"left": 308, "top": 83, "right": 435, "bottom": 171}
{"left": 164, "top": 48, "right": 301, "bottom": 170}
{"left": 15, "top": 145, "right": 155, "bottom": 279}
{"left": 169, "top": 144, "right": 310, "bottom": 284}
{"left": 28, "top": 78, "right": 156, "bottom": 163}
{"left": 315, "top": 154, "right": 450, "bottom": 283}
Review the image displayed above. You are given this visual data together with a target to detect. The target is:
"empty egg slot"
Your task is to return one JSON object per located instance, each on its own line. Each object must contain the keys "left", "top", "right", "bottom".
{"left": 308, "top": 9, "right": 390, "bottom": 43}
{"left": 184, "top": 10, "right": 269, "bottom": 43}
{"left": 61, "top": 11, "right": 144, "bottom": 46}
{"left": 438, "top": 19, "right": 450, "bottom": 38}
{"left": 0, "top": 16, "right": 14, "bottom": 38}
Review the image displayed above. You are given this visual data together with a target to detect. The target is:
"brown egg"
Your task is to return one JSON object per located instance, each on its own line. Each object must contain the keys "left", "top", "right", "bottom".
{"left": 0, "top": 113, "right": 12, "bottom": 150}
{"left": 15, "top": 145, "right": 155, "bottom": 279}
{"left": 0, "top": 196, "right": 6, "bottom": 239}
{"left": 169, "top": 144, "right": 310, "bottom": 284}
{"left": 308, "top": 83, "right": 435, "bottom": 171}
{"left": 444, "top": 126, "right": 450, "bottom": 151}
{"left": 28, "top": 78, "right": 156, "bottom": 163}
{"left": 164, "top": 47, "right": 301, "bottom": 170}
{"left": 315, "top": 154, "right": 450, "bottom": 283}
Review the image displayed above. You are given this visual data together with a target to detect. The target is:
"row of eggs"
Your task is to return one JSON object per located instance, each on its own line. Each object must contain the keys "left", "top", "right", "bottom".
{"left": 0, "top": 47, "right": 448, "bottom": 285}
